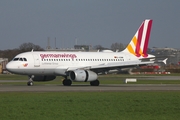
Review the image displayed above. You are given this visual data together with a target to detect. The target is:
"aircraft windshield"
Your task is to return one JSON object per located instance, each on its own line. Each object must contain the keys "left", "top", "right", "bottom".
{"left": 13, "top": 57, "right": 27, "bottom": 61}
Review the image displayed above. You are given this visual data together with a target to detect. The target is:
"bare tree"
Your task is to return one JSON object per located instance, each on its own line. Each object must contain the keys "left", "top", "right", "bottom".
{"left": 111, "top": 42, "right": 125, "bottom": 52}
{"left": 19, "top": 42, "right": 44, "bottom": 52}
{"left": 0, "top": 49, "right": 20, "bottom": 61}
{"left": 0, "top": 43, "right": 44, "bottom": 61}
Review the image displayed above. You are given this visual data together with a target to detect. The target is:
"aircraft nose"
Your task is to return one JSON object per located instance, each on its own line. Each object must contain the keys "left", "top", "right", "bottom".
{"left": 6, "top": 62, "right": 11, "bottom": 71}
{"left": 6, "top": 62, "right": 16, "bottom": 73}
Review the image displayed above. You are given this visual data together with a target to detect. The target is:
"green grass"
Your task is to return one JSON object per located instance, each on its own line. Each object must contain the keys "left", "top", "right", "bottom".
{"left": 0, "top": 92, "right": 180, "bottom": 120}
{"left": 0, "top": 74, "right": 28, "bottom": 80}
{"left": 1, "top": 74, "right": 180, "bottom": 119}
{"left": 1, "top": 74, "right": 180, "bottom": 85}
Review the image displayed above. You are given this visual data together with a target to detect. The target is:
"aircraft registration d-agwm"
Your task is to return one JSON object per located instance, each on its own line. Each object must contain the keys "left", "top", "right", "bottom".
{"left": 6, "top": 19, "right": 155, "bottom": 86}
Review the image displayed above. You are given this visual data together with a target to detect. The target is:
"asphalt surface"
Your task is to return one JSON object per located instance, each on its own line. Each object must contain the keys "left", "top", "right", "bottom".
{"left": 0, "top": 84, "right": 180, "bottom": 92}
{"left": 0, "top": 76, "right": 180, "bottom": 92}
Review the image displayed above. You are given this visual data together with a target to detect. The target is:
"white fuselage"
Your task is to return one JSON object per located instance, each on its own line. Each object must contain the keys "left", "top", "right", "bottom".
{"left": 6, "top": 51, "right": 151, "bottom": 76}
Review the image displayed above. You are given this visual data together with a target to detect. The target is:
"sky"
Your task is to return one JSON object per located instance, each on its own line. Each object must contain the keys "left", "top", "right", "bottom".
{"left": 0, "top": 0, "right": 180, "bottom": 50}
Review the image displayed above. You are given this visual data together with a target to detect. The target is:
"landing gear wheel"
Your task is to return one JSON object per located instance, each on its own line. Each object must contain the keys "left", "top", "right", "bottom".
{"left": 27, "top": 81, "right": 33, "bottom": 86}
{"left": 90, "top": 80, "right": 99, "bottom": 86}
{"left": 62, "top": 79, "right": 72, "bottom": 86}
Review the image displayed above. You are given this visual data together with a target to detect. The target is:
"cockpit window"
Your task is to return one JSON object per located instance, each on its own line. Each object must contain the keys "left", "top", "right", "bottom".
{"left": 23, "top": 58, "right": 27, "bottom": 61}
{"left": 13, "top": 58, "right": 19, "bottom": 61}
{"left": 19, "top": 58, "right": 23, "bottom": 61}
{"left": 13, "top": 57, "right": 27, "bottom": 61}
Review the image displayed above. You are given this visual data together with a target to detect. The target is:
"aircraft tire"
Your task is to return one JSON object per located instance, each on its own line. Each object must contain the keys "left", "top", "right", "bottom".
{"left": 62, "top": 79, "right": 72, "bottom": 86}
{"left": 27, "top": 81, "right": 33, "bottom": 86}
{"left": 90, "top": 80, "right": 99, "bottom": 86}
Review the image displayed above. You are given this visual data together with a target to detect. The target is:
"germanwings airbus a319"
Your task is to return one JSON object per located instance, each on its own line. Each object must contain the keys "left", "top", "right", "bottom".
{"left": 6, "top": 19, "right": 155, "bottom": 86}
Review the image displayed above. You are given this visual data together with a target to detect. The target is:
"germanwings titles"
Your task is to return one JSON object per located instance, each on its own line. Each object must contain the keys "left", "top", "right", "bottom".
{"left": 6, "top": 19, "right": 155, "bottom": 86}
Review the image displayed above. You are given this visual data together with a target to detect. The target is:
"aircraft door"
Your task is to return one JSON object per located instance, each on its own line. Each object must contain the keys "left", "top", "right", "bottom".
{"left": 33, "top": 54, "right": 40, "bottom": 67}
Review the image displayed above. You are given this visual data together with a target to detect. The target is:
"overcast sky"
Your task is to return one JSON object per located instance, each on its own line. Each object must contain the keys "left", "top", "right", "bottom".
{"left": 0, "top": 0, "right": 180, "bottom": 50}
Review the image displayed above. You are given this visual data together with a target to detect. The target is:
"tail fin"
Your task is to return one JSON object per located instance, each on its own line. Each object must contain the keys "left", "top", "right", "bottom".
{"left": 123, "top": 19, "right": 153, "bottom": 58}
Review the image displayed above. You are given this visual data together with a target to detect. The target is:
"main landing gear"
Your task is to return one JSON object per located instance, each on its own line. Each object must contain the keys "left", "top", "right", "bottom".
{"left": 90, "top": 80, "right": 100, "bottom": 86}
{"left": 62, "top": 78, "right": 100, "bottom": 86}
{"left": 62, "top": 79, "right": 72, "bottom": 86}
{"left": 27, "top": 75, "right": 34, "bottom": 86}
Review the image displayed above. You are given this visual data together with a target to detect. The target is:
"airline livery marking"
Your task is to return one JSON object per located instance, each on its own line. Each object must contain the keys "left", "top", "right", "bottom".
{"left": 40, "top": 53, "right": 77, "bottom": 59}
{"left": 23, "top": 63, "right": 28, "bottom": 67}
{"left": 126, "top": 19, "right": 152, "bottom": 58}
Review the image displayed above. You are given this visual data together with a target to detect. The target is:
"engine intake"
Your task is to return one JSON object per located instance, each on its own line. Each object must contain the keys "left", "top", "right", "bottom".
{"left": 69, "top": 70, "right": 97, "bottom": 82}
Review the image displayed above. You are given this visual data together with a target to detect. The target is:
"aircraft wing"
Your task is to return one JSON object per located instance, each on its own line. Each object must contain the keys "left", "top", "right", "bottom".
{"left": 66, "top": 60, "right": 154, "bottom": 73}
{"left": 90, "top": 60, "right": 154, "bottom": 69}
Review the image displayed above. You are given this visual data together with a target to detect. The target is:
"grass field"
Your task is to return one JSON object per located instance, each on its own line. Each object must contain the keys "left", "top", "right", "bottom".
{"left": 1, "top": 74, "right": 180, "bottom": 119}
{"left": 0, "top": 92, "right": 180, "bottom": 120}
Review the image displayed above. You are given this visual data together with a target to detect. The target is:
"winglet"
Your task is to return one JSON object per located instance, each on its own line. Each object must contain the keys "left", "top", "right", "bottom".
{"left": 157, "top": 58, "right": 168, "bottom": 64}
{"left": 162, "top": 58, "right": 168, "bottom": 64}
{"left": 123, "top": 19, "right": 153, "bottom": 58}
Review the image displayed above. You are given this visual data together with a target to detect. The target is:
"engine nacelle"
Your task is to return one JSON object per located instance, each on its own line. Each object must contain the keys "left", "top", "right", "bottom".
{"left": 31, "top": 75, "right": 56, "bottom": 81}
{"left": 69, "top": 70, "right": 97, "bottom": 82}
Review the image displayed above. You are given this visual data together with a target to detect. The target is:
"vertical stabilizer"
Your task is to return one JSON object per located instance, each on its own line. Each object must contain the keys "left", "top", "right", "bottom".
{"left": 123, "top": 19, "right": 153, "bottom": 57}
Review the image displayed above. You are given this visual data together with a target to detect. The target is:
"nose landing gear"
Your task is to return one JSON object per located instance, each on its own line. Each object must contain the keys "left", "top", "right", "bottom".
{"left": 27, "top": 75, "right": 34, "bottom": 86}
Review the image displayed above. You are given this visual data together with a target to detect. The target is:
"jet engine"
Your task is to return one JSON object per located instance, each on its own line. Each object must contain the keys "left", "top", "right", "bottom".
{"left": 69, "top": 70, "right": 97, "bottom": 82}
{"left": 31, "top": 75, "right": 56, "bottom": 81}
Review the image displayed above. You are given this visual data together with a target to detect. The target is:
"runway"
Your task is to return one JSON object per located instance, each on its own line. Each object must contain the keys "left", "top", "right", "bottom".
{"left": 1, "top": 84, "right": 180, "bottom": 92}
{"left": 1, "top": 75, "right": 180, "bottom": 92}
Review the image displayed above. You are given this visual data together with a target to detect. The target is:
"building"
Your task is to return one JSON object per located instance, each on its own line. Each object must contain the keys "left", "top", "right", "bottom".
{"left": 0, "top": 58, "right": 8, "bottom": 74}
{"left": 148, "top": 47, "right": 180, "bottom": 65}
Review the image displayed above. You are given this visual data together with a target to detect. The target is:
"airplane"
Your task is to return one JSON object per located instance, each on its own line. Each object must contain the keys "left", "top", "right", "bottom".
{"left": 6, "top": 19, "right": 155, "bottom": 86}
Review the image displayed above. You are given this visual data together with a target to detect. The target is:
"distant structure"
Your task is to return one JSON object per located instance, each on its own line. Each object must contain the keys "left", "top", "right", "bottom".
{"left": 0, "top": 58, "right": 8, "bottom": 74}
{"left": 46, "top": 37, "right": 51, "bottom": 50}
{"left": 74, "top": 45, "right": 92, "bottom": 51}
{"left": 148, "top": 47, "right": 180, "bottom": 65}
{"left": 45, "top": 37, "right": 92, "bottom": 52}
{"left": 45, "top": 45, "right": 92, "bottom": 52}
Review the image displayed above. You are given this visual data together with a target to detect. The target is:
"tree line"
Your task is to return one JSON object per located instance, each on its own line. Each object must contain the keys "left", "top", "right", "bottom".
{"left": 0, "top": 43, "right": 44, "bottom": 61}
